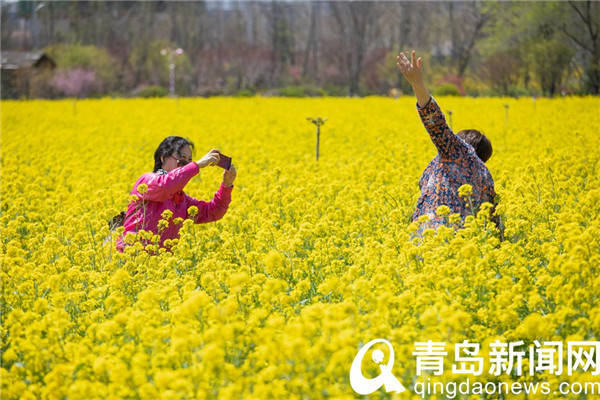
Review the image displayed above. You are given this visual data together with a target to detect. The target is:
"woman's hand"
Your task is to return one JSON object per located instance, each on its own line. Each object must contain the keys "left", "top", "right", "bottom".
{"left": 396, "top": 50, "right": 431, "bottom": 108}
{"left": 396, "top": 51, "right": 424, "bottom": 87}
{"left": 222, "top": 164, "right": 237, "bottom": 188}
{"left": 196, "top": 149, "right": 221, "bottom": 169}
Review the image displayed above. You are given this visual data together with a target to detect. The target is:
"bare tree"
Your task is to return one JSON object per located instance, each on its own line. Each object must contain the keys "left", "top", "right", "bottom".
{"left": 266, "top": 1, "right": 295, "bottom": 86}
{"left": 384, "top": 2, "right": 413, "bottom": 91}
{"left": 480, "top": 50, "right": 521, "bottom": 95}
{"left": 563, "top": 0, "right": 599, "bottom": 94}
{"left": 2, "top": 1, "right": 596, "bottom": 97}
{"left": 447, "top": 2, "right": 490, "bottom": 77}
{"left": 130, "top": 2, "right": 156, "bottom": 88}
{"left": 329, "top": 1, "right": 376, "bottom": 96}
{"left": 302, "top": 1, "right": 320, "bottom": 81}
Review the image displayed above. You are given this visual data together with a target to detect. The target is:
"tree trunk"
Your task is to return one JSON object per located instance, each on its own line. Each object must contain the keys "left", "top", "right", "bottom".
{"left": 303, "top": 2, "right": 319, "bottom": 79}
{"left": 396, "top": 2, "right": 411, "bottom": 89}
{"left": 330, "top": 1, "right": 373, "bottom": 97}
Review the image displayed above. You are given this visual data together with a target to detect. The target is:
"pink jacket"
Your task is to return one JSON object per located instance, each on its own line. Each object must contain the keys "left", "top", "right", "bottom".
{"left": 115, "top": 161, "right": 233, "bottom": 252}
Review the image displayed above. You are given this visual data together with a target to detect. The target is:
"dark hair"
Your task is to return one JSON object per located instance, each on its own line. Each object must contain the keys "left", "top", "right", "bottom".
{"left": 457, "top": 129, "right": 493, "bottom": 163}
{"left": 153, "top": 136, "right": 195, "bottom": 172}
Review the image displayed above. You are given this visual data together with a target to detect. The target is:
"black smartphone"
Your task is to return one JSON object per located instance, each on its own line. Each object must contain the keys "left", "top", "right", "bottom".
{"left": 217, "top": 154, "right": 232, "bottom": 170}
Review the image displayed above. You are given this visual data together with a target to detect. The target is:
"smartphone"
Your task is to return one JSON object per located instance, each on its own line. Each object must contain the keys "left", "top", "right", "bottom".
{"left": 217, "top": 154, "right": 232, "bottom": 170}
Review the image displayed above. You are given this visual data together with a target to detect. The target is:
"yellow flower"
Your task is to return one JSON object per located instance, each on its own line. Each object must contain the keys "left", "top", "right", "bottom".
{"left": 436, "top": 205, "right": 451, "bottom": 216}
{"left": 448, "top": 213, "right": 461, "bottom": 224}
{"left": 318, "top": 276, "right": 340, "bottom": 295}
{"left": 230, "top": 270, "right": 251, "bottom": 292}
{"left": 137, "top": 183, "right": 148, "bottom": 194}
{"left": 187, "top": 205, "right": 198, "bottom": 217}
{"left": 418, "top": 214, "right": 430, "bottom": 223}
{"left": 157, "top": 219, "right": 169, "bottom": 231}
{"left": 458, "top": 183, "right": 473, "bottom": 198}
{"left": 478, "top": 202, "right": 493, "bottom": 214}
{"left": 177, "top": 291, "right": 211, "bottom": 319}
{"left": 124, "top": 232, "right": 137, "bottom": 245}
{"left": 263, "top": 250, "right": 284, "bottom": 276}
{"left": 33, "top": 298, "right": 48, "bottom": 313}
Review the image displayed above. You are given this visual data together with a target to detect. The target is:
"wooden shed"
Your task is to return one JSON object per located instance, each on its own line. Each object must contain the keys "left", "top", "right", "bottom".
{"left": 1, "top": 51, "right": 56, "bottom": 98}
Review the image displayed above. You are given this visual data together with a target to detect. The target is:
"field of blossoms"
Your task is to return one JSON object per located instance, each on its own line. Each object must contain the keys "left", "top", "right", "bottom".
{"left": 1, "top": 96, "right": 599, "bottom": 399}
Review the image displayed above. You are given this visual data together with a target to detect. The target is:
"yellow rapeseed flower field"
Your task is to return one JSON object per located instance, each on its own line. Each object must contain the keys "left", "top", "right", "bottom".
{"left": 1, "top": 96, "right": 599, "bottom": 399}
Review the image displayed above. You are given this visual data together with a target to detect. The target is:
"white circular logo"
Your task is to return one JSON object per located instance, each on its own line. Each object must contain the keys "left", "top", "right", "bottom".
{"left": 350, "top": 338, "right": 406, "bottom": 395}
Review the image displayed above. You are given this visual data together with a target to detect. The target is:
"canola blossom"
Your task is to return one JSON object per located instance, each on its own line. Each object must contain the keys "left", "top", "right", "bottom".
{"left": 1, "top": 97, "right": 599, "bottom": 399}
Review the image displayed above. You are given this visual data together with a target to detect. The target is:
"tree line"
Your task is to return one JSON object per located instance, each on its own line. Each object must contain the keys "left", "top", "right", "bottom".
{"left": 1, "top": 1, "right": 598, "bottom": 98}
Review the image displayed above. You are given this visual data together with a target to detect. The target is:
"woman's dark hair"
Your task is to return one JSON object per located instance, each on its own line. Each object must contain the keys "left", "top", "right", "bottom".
{"left": 153, "top": 136, "right": 195, "bottom": 172}
{"left": 457, "top": 129, "right": 493, "bottom": 163}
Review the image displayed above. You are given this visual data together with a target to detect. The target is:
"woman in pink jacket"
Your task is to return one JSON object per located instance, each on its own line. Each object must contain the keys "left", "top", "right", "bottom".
{"left": 116, "top": 136, "right": 236, "bottom": 253}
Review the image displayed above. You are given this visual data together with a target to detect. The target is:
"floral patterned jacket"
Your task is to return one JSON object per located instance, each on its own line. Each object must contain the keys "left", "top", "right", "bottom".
{"left": 412, "top": 97, "right": 497, "bottom": 233}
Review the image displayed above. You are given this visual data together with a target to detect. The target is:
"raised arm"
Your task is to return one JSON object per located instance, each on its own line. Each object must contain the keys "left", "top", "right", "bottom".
{"left": 139, "top": 162, "right": 199, "bottom": 202}
{"left": 396, "top": 50, "right": 470, "bottom": 160}
{"left": 137, "top": 149, "right": 223, "bottom": 202}
{"left": 187, "top": 163, "right": 237, "bottom": 224}
{"left": 186, "top": 184, "right": 233, "bottom": 223}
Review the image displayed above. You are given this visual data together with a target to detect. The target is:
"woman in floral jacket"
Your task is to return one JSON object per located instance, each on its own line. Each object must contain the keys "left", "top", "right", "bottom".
{"left": 396, "top": 51, "right": 503, "bottom": 238}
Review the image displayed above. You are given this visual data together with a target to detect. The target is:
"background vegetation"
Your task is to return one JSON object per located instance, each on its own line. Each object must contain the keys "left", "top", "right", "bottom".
{"left": 1, "top": 1, "right": 598, "bottom": 98}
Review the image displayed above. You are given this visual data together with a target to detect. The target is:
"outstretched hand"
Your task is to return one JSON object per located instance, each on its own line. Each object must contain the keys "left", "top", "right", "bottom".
{"left": 396, "top": 51, "right": 424, "bottom": 88}
{"left": 196, "top": 149, "right": 221, "bottom": 169}
{"left": 395, "top": 50, "right": 431, "bottom": 108}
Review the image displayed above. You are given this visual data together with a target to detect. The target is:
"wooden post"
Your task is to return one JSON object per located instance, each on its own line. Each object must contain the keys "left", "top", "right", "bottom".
{"left": 316, "top": 124, "right": 320, "bottom": 161}
{"left": 307, "top": 117, "right": 327, "bottom": 161}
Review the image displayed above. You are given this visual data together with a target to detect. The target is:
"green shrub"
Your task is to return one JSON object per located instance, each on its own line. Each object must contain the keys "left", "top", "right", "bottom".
{"left": 279, "top": 86, "right": 308, "bottom": 97}
{"left": 434, "top": 83, "right": 461, "bottom": 96}
{"left": 505, "top": 85, "right": 533, "bottom": 98}
{"left": 234, "top": 89, "right": 255, "bottom": 97}
{"left": 276, "top": 85, "right": 326, "bottom": 97}
{"left": 138, "top": 85, "right": 168, "bottom": 98}
{"left": 322, "top": 84, "right": 346, "bottom": 97}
